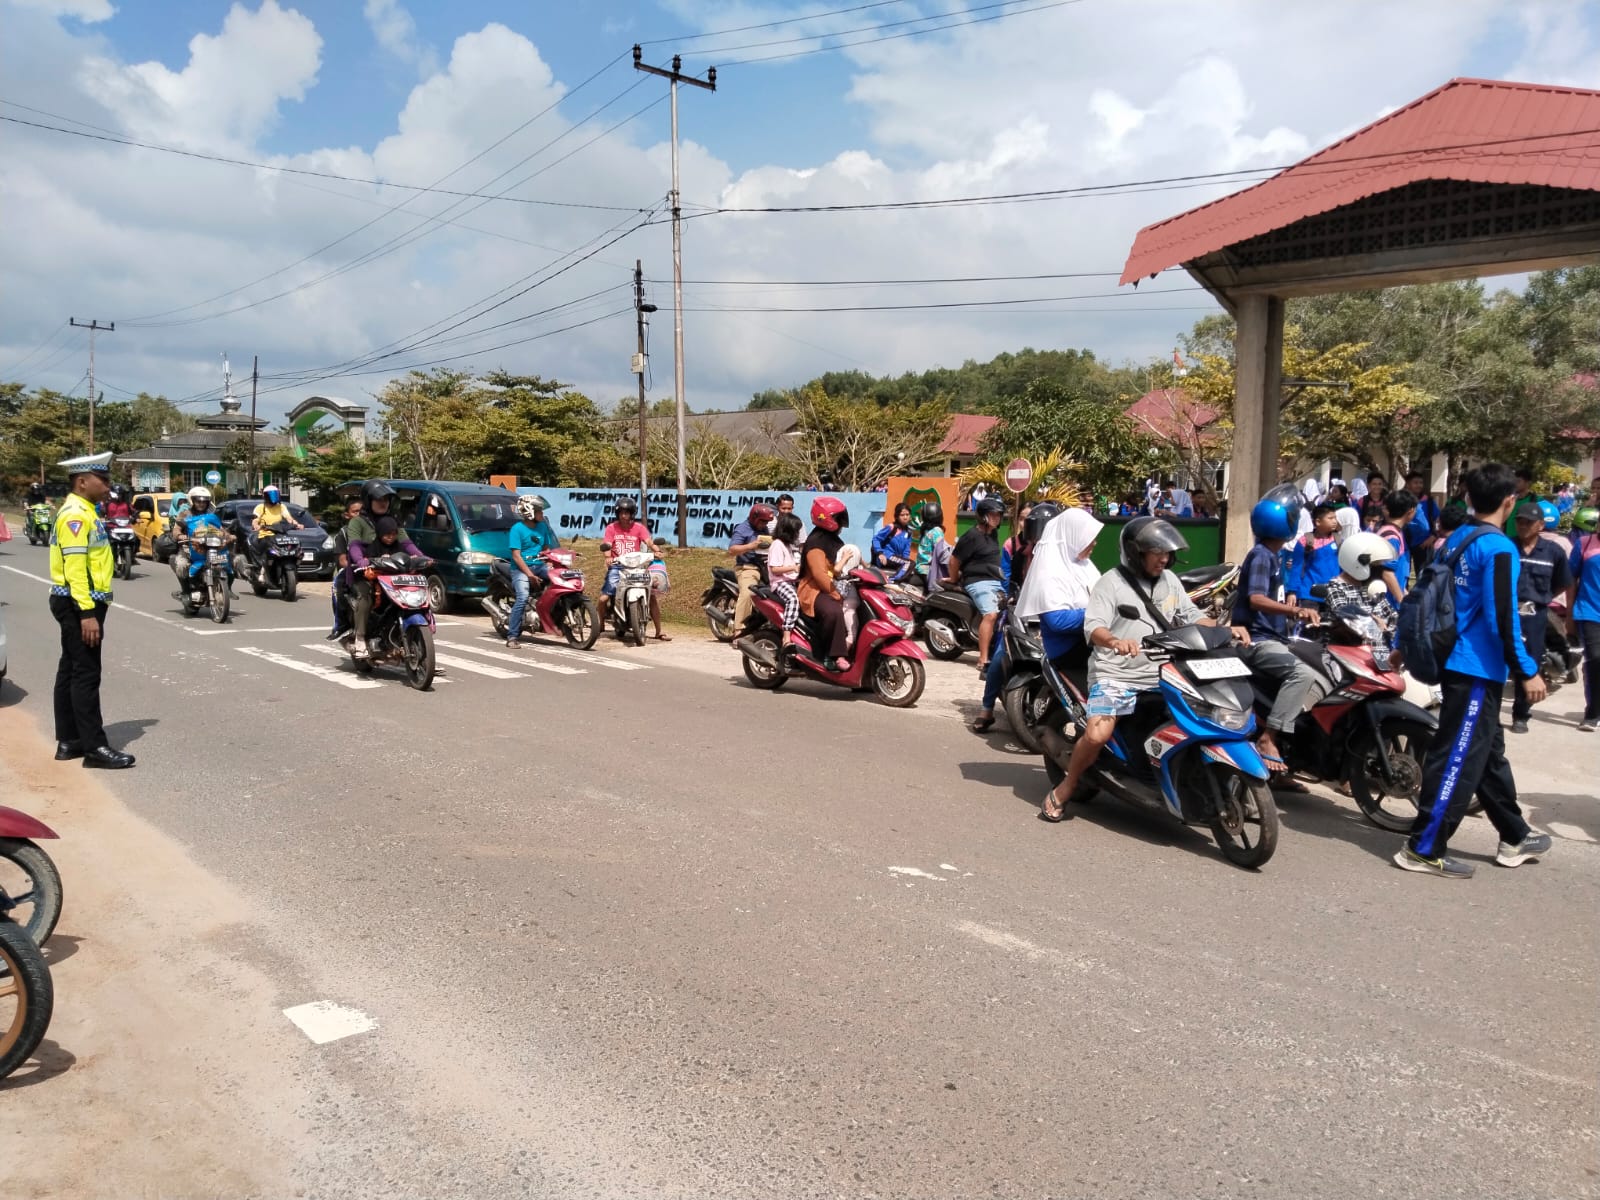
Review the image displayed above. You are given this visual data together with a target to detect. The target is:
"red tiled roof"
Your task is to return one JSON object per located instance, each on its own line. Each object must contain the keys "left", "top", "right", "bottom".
{"left": 939, "top": 413, "right": 1000, "bottom": 455}
{"left": 1121, "top": 78, "right": 1600, "bottom": 285}
{"left": 1124, "top": 388, "right": 1220, "bottom": 444}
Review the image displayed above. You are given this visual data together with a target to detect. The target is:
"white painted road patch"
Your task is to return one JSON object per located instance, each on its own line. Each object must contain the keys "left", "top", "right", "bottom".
{"left": 237, "top": 645, "right": 383, "bottom": 689}
{"left": 282, "top": 1001, "right": 377, "bottom": 1045}
{"left": 888, "top": 866, "right": 946, "bottom": 881}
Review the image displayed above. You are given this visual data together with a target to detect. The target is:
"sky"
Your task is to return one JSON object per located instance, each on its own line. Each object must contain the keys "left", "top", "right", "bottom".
{"left": 3, "top": 0, "right": 1599, "bottom": 429}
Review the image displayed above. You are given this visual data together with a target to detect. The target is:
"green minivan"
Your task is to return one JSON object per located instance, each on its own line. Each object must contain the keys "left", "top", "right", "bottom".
{"left": 356, "top": 481, "right": 521, "bottom": 612}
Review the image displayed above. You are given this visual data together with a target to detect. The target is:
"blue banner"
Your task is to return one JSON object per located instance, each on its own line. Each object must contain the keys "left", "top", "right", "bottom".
{"left": 523, "top": 488, "right": 886, "bottom": 554}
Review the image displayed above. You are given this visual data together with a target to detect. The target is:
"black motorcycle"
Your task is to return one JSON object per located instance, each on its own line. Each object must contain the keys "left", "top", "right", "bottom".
{"left": 912, "top": 584, "right": 980, "bottom": 661}
{"left": 1000, "top": 616, "right": 1049, "bottom": 753}
{"left": 107, "top": 516, "right": 139, "bottom": 580}
{"left": 702, "top": 566, "right": 741, "bottom": 643}
{"left": 237, "top": 522, "right": 300, "bottom": 601}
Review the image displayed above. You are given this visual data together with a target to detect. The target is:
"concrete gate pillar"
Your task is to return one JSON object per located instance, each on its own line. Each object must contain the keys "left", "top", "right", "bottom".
{"left": 1227, "top": 293, "right": 1285, "bottom": 557}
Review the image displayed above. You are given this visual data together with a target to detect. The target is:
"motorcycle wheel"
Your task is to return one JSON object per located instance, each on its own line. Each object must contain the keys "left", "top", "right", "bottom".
{"left": 0, "top": 839, "right": 63, "bottom": 947}
{"left": 626, "top": 596, "right": 647, "bottom": 647}
{"left": 402, "top": 625, "right": 435, "bottom": 690}
{"left": 1003, "top": 677, "right": 1050, "bottom": 754}
{"left": 741, "top": 631, "right": 784, "bottom": 689}
{"left": 923, "top": 619, "right": 965, "bottom": 661}
{"left": 870, "top": 655, "right": 925, "bottom": 708}
{"left": 487, "top": 597, "right": 509, "bottom": 639}
{"left": 209, "top": 572, "right": 230, "bottom": 624}
{"left": 282, "top": 566, "right": 298, "bottom": 602}
{"left": 1346, "top": 718, "right": 1433, "bottom": 834}
{"left": 1208, "top": 771, "right": 1279, "bottom": 868}
{"left": 0, "top": 917, "right": 53, "bottom": 1081}
{"left": 425, "top": 575, "right": 449, "bottom": 615}
{"left": 247, "top": 559, "right": 267, "bottom": 597}
{"left": 706, "top": 592, "right": 737, "bottom": 643}
{"left": 117, "top": 551, "right": 131, "bottom": 581}
{"left": 561, "top": 597, "right": 601, "bottom": 651}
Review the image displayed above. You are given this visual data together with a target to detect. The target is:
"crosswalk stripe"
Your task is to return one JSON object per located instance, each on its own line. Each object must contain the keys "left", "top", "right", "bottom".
{"left": 449, "top": 634, "right": 647, "bottom": 671}
{"left": 427, "top": 641, "right": 584, "bottom": 676}
{"left": 298, "top": 642, "right": 536, "bottom": 680}
{"left": 237, "top": 645, "right": 382, "bottom": 689}
{"left": 297, "top": 642, "right": 455, "bottom": 682}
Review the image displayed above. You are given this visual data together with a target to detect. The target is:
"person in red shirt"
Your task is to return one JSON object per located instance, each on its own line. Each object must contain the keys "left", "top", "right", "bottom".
{"left": 598, "top": 497, "right": 669, "bottom": 640}
{"left": 101, "top": 485, "right": 133, "bottom": 521}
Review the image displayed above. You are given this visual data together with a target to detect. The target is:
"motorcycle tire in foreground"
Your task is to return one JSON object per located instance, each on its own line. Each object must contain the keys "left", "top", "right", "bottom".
{"left": 0, "top": 916, "right": 53, "bottom": 1080}
{"left": 0, "top": 837, "right": 63, "bottom": 947}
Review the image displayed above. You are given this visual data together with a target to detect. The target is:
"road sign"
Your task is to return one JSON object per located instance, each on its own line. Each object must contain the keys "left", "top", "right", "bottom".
{"left": 1003, "top": 458, "right": 1033, "bottom": 494}
{"left": 205, "top": 470, "right": 222, "bottom": 486}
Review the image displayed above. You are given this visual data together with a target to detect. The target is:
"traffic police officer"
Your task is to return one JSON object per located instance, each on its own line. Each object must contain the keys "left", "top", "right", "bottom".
{"left": 49, "top": 452, "right": 135, "bottom": 769}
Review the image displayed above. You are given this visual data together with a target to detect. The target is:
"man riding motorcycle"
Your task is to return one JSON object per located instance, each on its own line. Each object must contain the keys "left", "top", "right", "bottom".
{"left": 249, "top": 485, "right": 302, "bottom": 562}
{"left": 729, "top": 503, "right": 775, "bottom": 635}
{"left": 343, "top": 480, "right": 428, "bottom": 660}
{"left": 505, "top": 493, "right": 559, "bottom": 648}
{"left": 102, "top": 485, "right": 133, "bottom": 522}
{"left": 171, "top": 486, "right": 229, "bottom": 601}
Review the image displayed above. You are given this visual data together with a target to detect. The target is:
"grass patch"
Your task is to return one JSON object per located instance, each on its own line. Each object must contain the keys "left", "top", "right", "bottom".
{"left": 564, "top": 537, "right": 728, "bottom": 630}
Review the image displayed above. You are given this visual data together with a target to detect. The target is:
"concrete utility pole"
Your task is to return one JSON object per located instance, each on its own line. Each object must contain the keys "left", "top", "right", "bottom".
{"left": 69, "top": 318, "right": 114, "bottom": 453}
{"left": 633, "top": 260, "right": 658, "bottom": 519}
{"left": 249, "top": 355, "right": 259, "bottom": 493}
{"left": 633, "top": 45, "right": 715, "bottom": 547}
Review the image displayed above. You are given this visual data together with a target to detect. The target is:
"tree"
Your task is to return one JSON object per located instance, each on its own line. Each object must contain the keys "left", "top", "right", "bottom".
{"left": 788, "top": 384, "right": 950, "bottom": 490}
{"left": 372, "top": 369, "right": 484, "bottom": 480}
{"left": 979, "top": 379, "right": 1165, "bottom": 499}
{"left": 257, "top": 436, "right": 384, "bottom": 525}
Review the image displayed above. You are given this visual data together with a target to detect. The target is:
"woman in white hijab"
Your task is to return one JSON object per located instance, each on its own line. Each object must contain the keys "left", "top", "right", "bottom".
{"left": 1334, "top": 506, "right": 1360, "bottom": 544}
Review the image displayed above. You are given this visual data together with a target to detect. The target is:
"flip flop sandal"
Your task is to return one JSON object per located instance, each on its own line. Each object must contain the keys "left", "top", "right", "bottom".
{"left": 1039, "top": 787, "right": 1067, "bottom": 822}
{"left": 971, "top": 715, "right": 996, "bottom": 732}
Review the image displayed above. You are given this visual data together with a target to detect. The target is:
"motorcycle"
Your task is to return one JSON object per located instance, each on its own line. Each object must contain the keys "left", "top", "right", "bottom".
{"left": 999, "top": 615, "right": 1049, "bottom": 754}
{"left": 482, "top": 548, "right": 601, "bottom": 650}
{"left": 1270, "top": 595, "right": 1442, "bottom": 833}
{"left": 108, "top": 515, "right": 139, "bottom": 580}
{"left": 23, "top": 503, "right": 52, "bottom": 547}
{"left": 736, "top": 566, "right": 928, "bottom": 707}
{"left": 238, "top": 522, "right": 301, "bottom": 601}
{"left": 0, "top": 805, "right": 62, "bottom": 948}
{"left": 176, "top": 531, "right": 233, "bottom": 624}
{"left": 702, "top": 566, "right": 743, "bottom": 643}
{"left": 1035, "top": 617, "right": 1279, "bottom": 869}
{"left": 345, "top": 553, "right": 436, "bottom": 689}
{"left": 908, "top": 582, "right": 981, "bottom": 661}
{"left": 608, "top": 550, "right": 655, "bottom": 646}
{"left": 1177, "top": 561, "right": 1239, "bottom": 623}
{"left": 0, "top": 914, "right": 52, "bottom": 1080}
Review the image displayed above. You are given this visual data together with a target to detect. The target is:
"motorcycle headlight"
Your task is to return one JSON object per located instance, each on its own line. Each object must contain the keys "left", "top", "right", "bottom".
{"left": 457, "top": 551, "right": 499, "bottom": 565}
{"left": 321, "top": 535, "right": 336, "bottom": 551}
{"left": 884, "top": 612, "right": 911, "bottom": 633}
{"left": 1189, "top": 698, "right": 1252, "bottom": 731}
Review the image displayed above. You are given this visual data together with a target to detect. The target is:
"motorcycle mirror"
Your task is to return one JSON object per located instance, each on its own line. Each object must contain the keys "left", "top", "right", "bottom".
{"left": 1117, "top": 604, "right": 1141, "bottom": 620}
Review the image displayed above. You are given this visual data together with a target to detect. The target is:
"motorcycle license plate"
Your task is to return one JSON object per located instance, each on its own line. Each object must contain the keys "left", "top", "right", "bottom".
{"left": 301, "top": 551, "right": 315, "bottom": 562}
{"left": 1187, "top": 657, "right": 1251, "bottom": 680}
{"left": 392, "top": 574, "right": 426, "bottom": 586}
{"left": 208, "top": 552, "right": 227, "bottom": 564}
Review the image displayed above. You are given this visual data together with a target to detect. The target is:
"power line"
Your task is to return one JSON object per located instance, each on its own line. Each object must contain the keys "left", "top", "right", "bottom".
{"left": 0, "top": 111, "right": 650, "bottom": 211}
{"left": 2, "top": 322, "right": 73, "bottom": 376}
{"left": 638, "top": 0, "right": 908, "bottom": 45}
{"left": 680, "top": 285, "right": 1205, "bottom": 312}
{"left": 656, "top": 268, "right": 1174, "bottom": 287}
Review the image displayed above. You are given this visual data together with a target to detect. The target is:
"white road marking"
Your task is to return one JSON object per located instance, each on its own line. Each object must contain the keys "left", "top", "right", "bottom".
{"left": 282, "top": 1001, "right": 377, "bottom": 1045}
{"left": 1546, "top": 821, "right": 1596, "bottom": 843}
{"left": 939, "top": 863, "right": 958, "bottom": 872}
{"left": 436, "top": 640, "right": 584, "bottom": 675}
{"left": 888, "top": 866, "right": 946, "bottom": 881}
{"left": 2, "top": 564, "right": 198, "bottom": 633}
{"left": 455, "top": 633, "right": 647, "bottom": 671}
{"left": 236, "top": 645, "right": 382, "bottom": 689}
{"left": 298, "top": 642, "right": 460, "bottom": 683}
{"left": 194, "top": 624, "right": 330, "bottom": 635}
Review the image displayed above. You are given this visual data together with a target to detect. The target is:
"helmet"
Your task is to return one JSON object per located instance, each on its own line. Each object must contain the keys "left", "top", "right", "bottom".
{"left": 811, "top": 495, "right": 848, "bottom": 532}
{"left": 360, "top": 479, "right": 395, "bottom": 506}
{"left": 748, "top": 503, "right": 775, "bottom": 526}
{"left": 108, "top": 484, "right": 127, "bottom": 502}
{"left": 263, "top": 485, "right": 281, "bottom": 504}
{"left": 974, "top": 497, "right": 1007, "bottom": 521}
{"left": 1538, "top": 499, "right": 1559, "bottom": 530}
{"left": 918, "top": 500, "right": 944, "bottom": 530}
{"left": 187, "top": 485, "right": 212, "bottom": 504}
{"left": 1250, "top": 483, "right": 1303, "bottom": 541}
{"left": 1021, "top": 501, "right": 1064, "bottom": 545}
{"left": 1575, "top": 506, "right": 1599, "bottom": 533}
{"left": 516, "top": 494, "right": 548, "bottom": 520}
{"left": 614, "top": 496, "right": 637, "bottom": 516}
{"left": 1337, "top": 531, "right": 1397, "bottom": 582}
{"left": 1120, "top": 516, "right": 1188, "bottom": 574}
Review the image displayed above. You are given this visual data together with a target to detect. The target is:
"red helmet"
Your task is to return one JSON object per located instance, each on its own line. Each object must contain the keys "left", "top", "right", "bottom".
{"left": 810, "top": 495, "right": 848, "bottom": 532}
{"left": 748, "top": 503, "right": 775, "bottom": 526}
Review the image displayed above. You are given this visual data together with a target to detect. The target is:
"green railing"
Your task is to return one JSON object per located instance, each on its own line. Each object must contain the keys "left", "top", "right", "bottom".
{"left": 954, "top": 511, "right": 1226, "bottom": 571}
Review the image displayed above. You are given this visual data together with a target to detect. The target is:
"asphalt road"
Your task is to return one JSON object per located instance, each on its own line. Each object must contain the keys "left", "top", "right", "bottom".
{"left": 1, "top": 549, "right": 1596, "bottom": 1199}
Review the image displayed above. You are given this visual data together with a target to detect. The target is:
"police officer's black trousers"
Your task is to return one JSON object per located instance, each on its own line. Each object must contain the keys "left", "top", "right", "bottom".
{"left": 50, "top": 596, "right": 108, "bottom": 750}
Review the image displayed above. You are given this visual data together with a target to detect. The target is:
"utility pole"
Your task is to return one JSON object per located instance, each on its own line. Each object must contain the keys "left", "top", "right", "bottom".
{"left": 632, "top": 260, "right": 658, "bottom": 520}
{"left": 249, "top": 355, "right": 259, "bottom": 493}
{"left": 634, "top": 46, "right": 715, "bottom": 547}
{"left": 69, "top": 318, "right": 114, "bottom": 453}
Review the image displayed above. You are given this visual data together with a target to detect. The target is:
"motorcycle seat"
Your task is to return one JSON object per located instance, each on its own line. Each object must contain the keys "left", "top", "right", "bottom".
{"left": 489, "top": 559, "right": 513, "bottom": 582}
{"left": 925, "top": 587, "right": 975, "bottom": 617}
{"left": 712, "top": 566, "right": 737, "bottom": 583}
{"left": 1178, "top": 563, "right": 1233, "bottom": 588}
{"left": 752, "top": 584, "right": 775, "bottom": 601}
{"left": 1285, "top": 638, "right": 1328, "bottom": 673}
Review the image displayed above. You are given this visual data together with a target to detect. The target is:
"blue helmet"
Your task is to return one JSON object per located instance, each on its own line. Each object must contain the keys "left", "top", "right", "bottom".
{"left": 263, "top": 485, "right": 281, "bottom": 504}
{"left": 1538, "top": 499, "right": 1559, "bottom": 530}
{"left": 1249, "top": 483, "right": 1303, "bottom": 541}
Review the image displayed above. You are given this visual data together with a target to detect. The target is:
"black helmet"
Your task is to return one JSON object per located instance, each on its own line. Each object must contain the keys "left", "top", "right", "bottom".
{"left": 1021, "top": 501, "right": 1064, "bottom": 545}
{"left": 919, "top": 500, "right": 943, "bottom": 529}
{"left": 361, "top": 479, "right": 395, "bottom": 506}
{"left": 614, "top": 496, "right": 637, "bottom": 515}
{"left": 975, "top": 496, "right": 1007, "bottom": 519}
{"left": 1120, "top": 516, "right": 1188, "bottom": 575}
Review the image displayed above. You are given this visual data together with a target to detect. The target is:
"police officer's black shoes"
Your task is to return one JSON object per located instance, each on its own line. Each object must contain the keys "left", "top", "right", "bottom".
{"left": 54, "top": 741, "right": 84, "bottom": 761}
{"left": 83, "top": 746, "right": 135, "bottom": 770}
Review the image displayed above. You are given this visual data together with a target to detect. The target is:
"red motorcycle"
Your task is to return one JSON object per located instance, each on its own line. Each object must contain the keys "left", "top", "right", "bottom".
{"left": 482, "top": 549, "right": 601, "bottom": 650}
{"left": 1, "top": 805, "right": 62, "bottom": 947}
{"left": 736, "top": 566, "right": 927, "bottom": 707}
{"left": 1262, "top": 601, "right": 1441, "bottom": 832}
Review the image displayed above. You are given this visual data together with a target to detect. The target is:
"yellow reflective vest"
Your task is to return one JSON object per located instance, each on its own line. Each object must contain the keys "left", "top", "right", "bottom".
{"left": 49, "top": 492, "right": 114, "bottom": 611}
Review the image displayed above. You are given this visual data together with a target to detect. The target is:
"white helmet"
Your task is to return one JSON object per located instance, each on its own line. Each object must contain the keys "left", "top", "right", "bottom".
{"left": 516, "top": 494, "right": 547, "bottom": 520}
{"left": 1338, "top": 531, "right": 1396, "bottom": 582}
{"left": 187, "top": 485, "right": 213, "bottom": 504}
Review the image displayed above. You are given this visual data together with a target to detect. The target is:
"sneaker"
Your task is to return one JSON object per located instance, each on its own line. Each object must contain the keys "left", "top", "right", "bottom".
{"left": 1392, "top": 847, "right": 1475, "bottom": 879}
{"left": 325, "top": 629, "right": 344, "bottom": 642}
{"left": 1510, "top": 719, "right": 1530, "bottom": 734}
{"left": 1580, "top": 718, "right": 1598, "bottom": 732}
{"left": 1496, "top": 831, "right": 1552, "bottom": 868}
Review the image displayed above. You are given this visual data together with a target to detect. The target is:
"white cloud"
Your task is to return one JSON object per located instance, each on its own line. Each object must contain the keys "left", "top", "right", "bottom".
{"left": 363, "top": 0, "right": 439, "bottom": 78}
{"left": 0, "top": 0, "right": 1593, "bottom": 422}
{"left": 9, "top": 0, "right": 112, "bottom": 21}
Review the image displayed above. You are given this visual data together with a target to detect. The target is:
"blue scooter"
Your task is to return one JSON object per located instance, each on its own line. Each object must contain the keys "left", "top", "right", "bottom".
{"left": 1035, "top": 616, "right": 1279, "bottom": 869}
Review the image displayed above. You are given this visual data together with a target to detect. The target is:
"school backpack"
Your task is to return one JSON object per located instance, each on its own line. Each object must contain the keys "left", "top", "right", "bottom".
{"left": 1394, "top": 526, "right": 1495, "bottom": 685}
